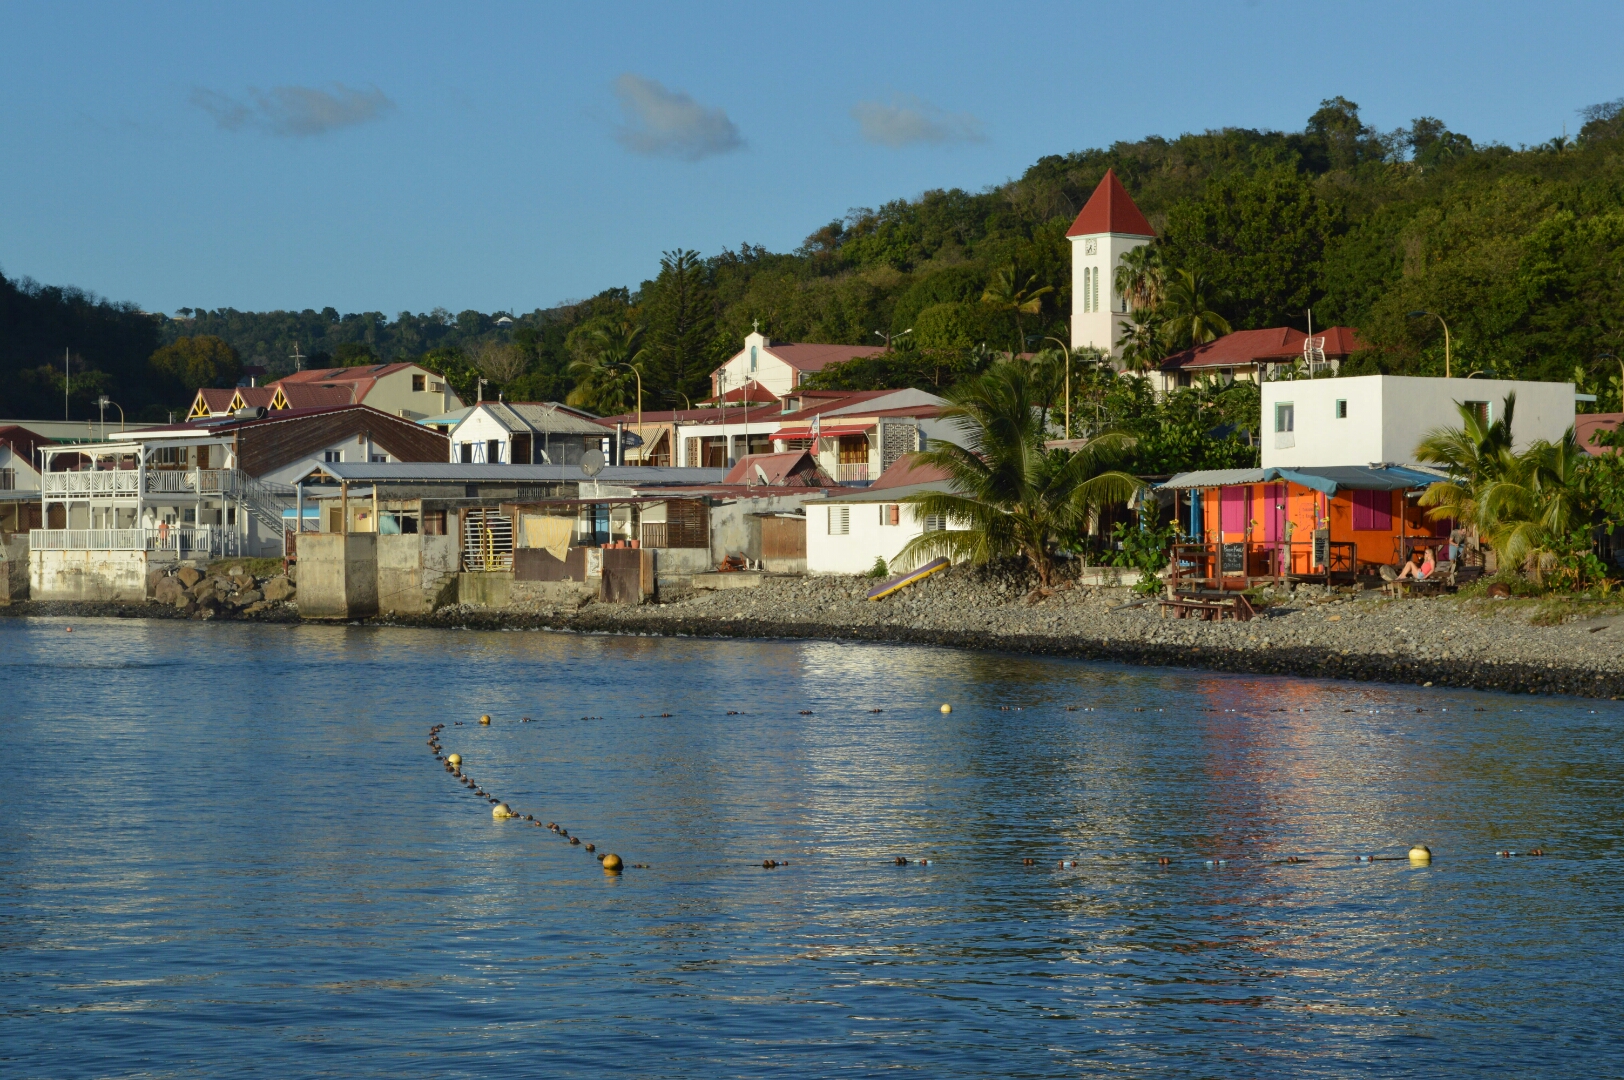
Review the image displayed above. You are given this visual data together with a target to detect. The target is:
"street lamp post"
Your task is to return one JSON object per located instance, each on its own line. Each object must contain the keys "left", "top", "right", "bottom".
{"left": 1040, "top": 335, "right": 1077, "bottom": 439}
{"left": 95, "top": 395, "right": 125, "bottom": 441}
{"left": 873, "top": 328, "right": 913, "bottom": 349}
{"left": 1407, "top": 311, "right": 1452, "bottom": 378}
{"left": 612, "top": 363, "right": 644, "bottom": 464}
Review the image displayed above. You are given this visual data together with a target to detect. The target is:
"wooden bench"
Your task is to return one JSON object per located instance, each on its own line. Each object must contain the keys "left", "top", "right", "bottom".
{"left": 1159, "top": 593, "right": 1256, "bottom": 622}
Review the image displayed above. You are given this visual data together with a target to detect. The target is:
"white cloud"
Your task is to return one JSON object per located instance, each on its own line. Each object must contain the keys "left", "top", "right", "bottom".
{"left": 611, "top": 74, "right": 743, "bottom": 160}
{"left": 852, "top": 94, "right": 985, "bottom": 148}
{"left": 191, "top": 83, "right": 395, "bottom": 137}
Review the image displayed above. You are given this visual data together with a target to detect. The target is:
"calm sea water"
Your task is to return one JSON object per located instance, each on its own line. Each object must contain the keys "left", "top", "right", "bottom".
{"left": 1, "top": 618, "right": 1621, "bottom": 1079}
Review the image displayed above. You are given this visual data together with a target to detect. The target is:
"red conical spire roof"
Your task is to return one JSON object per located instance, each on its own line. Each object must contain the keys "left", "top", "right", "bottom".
{"left": 1066, "top": 168, "right": 1155, "bottom": 238}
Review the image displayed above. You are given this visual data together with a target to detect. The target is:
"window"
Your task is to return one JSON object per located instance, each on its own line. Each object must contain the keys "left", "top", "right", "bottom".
{"left": 1082, "top": 268, "right": 1091, "bottom": 313}
{"left": 460, "top": 442, "right": 475, "bottom": 464}
{"left": 828, "top": 506, "right": 849, "bottom": 535}
{"left": 423, "top": 510, "right": 447, "bottom": 535}
{"left": 880, "top": 504, "right": 900, "bottom": 526}
{"left": 749, "top": 345, "right": 758, "bottom": 372}
{"left": 1465, "top": 400, "right": 1490, "bottom": 426}
{"left": 1335, "top": 399, "right": 1348, "bottom": 419}
{"left": 1274, "top": 403, "right": 1295, "bottom": 433}
{"left": 429, "top": 381, "right": 444, "bottom": 393}
{"left": 370, "top": 453, "right": 388, "bottom": 463}
{"left": 324, "top": 450, "right": 342, "bottom": 463}
{"left": 1220, "top": 487, "right": 1247, "bottom": 533}
{"left": 1352, "top": 489, "right": 1393, "bottom": 531}
{"left": 412, "top": 374, "right": 426, "bottom": 392}
{"left": 0, "top": 468, "right": 13, "bottom": 491}
{"left": 1093, "top": 268, "right": 1100, "bottom": 312}
{"left": 923, "top": 514, "right": 947, "bottom": 532}
{"left": 487, "top": 439, "right": 501, "bottom": 464}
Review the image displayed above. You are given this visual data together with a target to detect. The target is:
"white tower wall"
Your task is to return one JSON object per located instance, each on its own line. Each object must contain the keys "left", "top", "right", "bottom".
{"left": 1069, "top": 232, "right": 1152, "bottom": 357}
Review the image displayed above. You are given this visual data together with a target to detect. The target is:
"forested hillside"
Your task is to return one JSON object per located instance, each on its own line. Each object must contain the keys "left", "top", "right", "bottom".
{"left": 4, "top": 95, "right": 1622, "bottom": 422}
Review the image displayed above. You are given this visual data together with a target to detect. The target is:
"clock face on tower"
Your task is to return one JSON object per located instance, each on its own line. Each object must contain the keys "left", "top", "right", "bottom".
{"left": 1084, "top": 239, "right": 1098, "bottom": 255}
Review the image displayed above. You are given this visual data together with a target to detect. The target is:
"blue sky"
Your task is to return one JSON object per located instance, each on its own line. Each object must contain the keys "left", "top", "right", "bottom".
{"left": 1, "top": 1, "right": 1619, "bottom": 317}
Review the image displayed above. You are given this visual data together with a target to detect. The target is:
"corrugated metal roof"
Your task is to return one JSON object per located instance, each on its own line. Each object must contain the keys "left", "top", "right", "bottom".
{"left": 1158, "top": 469, "right": 1267, "bottom": 489}
{"left": 822, "top": 479, "right": 959, "bottom": 503}
{"left": 1160, "top": 465, "right": 1443, "bottom": 493}
{"left": 313, "top": 461, "right": 727, "bottom": 485}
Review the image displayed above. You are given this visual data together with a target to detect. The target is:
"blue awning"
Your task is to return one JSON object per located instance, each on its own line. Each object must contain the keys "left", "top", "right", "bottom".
{"left": 1162, "top": 465, "right": 1443, "bottom": 495}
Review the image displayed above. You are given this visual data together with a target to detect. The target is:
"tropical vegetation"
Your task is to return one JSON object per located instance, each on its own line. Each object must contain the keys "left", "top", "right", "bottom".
{"left": 6, "top": 94, "right": 1624, "bottom": 423}
{"left": 895, "top": 363, "right": 1142, "bottom": 588}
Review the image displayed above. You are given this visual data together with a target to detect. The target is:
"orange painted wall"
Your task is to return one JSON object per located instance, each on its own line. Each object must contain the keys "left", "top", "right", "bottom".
{"left": 1186, "top": 483, "right": 1440, "bottom": 569}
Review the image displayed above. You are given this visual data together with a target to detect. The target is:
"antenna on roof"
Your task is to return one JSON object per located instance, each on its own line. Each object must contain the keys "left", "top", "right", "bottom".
{"left": 290, "top": 343, "right": 304, "bottom": 372}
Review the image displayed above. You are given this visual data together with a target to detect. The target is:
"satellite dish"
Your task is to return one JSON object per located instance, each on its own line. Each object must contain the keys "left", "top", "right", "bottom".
{"left": 580, "top": 449, "right": 605, "bottom": 478}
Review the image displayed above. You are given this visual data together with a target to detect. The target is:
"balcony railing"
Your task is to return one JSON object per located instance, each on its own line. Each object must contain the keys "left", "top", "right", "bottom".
{"left": 41, "top": 470, "right": 142, "bottom": 497}
{"left": 835, "top": 462, "right": 870, "bottom": 484}
{"left": 29, "top": 527, "right": 240, "bottom": 556}
{"left": 40, "top": 469, "right": 293, "bottom": 504}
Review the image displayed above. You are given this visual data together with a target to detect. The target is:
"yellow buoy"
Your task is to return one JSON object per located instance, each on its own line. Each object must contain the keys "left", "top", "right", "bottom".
{"left": 1409, "top": 844, "right": 1432, "bottom": 864}
{"left": 493, "top": 803, "right": 514, "bottom": 819}
{"left": 446, "top": 753, "right": 462, "bottom": 767}
{"left": 601, "top": 853, "right": 623, "bottom": 872}
{"left": 940, "top": 704, "right": 952, "bottom": 714}
{"left": 480, "top": 714, "right": 491, "bottom": 725}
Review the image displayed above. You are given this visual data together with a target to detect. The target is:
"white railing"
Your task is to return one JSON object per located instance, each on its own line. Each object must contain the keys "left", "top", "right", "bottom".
{"left": 145, "top": 469, "right": 230, "bottom": 495}
{"left": 41, "top": 471, "right": 142, "bottom": 497}
{"left": 835, "top": 462, "right": 871, "bottom": 483}
{"left": 29, "top": 527, "right": 240, "bottom": 556}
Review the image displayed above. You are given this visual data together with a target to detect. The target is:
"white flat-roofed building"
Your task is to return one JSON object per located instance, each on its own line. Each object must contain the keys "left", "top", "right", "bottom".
{"left": 1261, "top": 375, "right": 1578, "bottom": 470}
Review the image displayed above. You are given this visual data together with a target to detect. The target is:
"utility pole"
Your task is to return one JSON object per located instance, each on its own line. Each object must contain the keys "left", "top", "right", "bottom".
{"left": 290, "top": 343, "right": 305, "bottom": 372}
{"left": 64, "top": 347, "right": 70, "bottom": 419}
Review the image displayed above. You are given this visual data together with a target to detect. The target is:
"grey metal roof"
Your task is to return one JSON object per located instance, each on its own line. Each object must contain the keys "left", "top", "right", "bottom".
{"left": 310, "top": 461, "right": 727, "bottom": 486}
{"left": 466, "top": 402, "right": 611, "bottom": 435}
{"left": 1160, "top": 465, "right": 1444, "bottom": 493}
{"left": 1157, "top": 469, "right": 1267, "bottom": 489}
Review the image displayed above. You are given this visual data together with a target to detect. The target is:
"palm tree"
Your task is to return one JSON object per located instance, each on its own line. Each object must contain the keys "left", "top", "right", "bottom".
{"left": 980, "top": 264, "right": 1054, "bottom": 353}
{"left": 1114, "top": 244, "right": 1164, "bottom": 311}
{"left": 1117, "top": 308, "right": 1167, "bottom": 373}
{"left": 896, "top": 362, "right": 1142, "bottom": 587}
{"left": 566, "top": 320, "right": 647, "bottom": 415}
{"left": 1159, "top": 269, "right": 1232, "bottom": 350}
{"left": 1478, "top": 428, "right": 1588, "bottom": 578}
{"left": 1415, "top": 394, "right": 1518, "bottom": 530}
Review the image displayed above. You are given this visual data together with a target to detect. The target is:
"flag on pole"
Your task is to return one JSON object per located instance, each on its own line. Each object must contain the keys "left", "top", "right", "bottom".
{"left": 810, "top": 412, "right": 821, "bottom": 441}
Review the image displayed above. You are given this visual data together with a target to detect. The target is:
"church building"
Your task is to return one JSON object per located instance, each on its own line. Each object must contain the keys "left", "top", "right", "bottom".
{"left": 1067, "top": 168, "right": 1156, "bottom": 357}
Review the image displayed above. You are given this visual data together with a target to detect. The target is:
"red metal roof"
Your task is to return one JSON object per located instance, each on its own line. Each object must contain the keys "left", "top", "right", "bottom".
{"left": 758, "top": 342, "right": 887, "bottom": 374}
{"left": 721, "top": 450, "right": 832, "bottom": 486}
{"left": 867, "top": 456, "right": 952, "bottom": 491}
{"left": 1159, "top": 326, "right": 1369, "bottom": 370}
{"left": 1577, "top": 413, "right": 1623, "bottom": 456}
{"left": 0, "top": 424, "right": 54, "bottom": 464}
{"left": 1066, "top": 169, "right": 1156, "bottom": 238}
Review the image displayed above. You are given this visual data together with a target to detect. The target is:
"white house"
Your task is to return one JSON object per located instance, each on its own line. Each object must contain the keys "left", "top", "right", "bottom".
{"left": 1261, "top": 375, "right": 1578, "bottom": 470}
{"left": 1068, "top": 168, "right": 1156, "bottom": 357}
{"left": 806, "top": 458, "right": 962, "bottom": 574}
{"left": 447, "top": 402, "right": 613, "bottom": 466}
{"left": 710, "top": 329, "right": 887, "bottom": 400}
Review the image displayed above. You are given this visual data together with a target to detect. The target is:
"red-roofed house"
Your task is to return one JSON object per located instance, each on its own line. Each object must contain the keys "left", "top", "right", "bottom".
{"left": 266, "top": 363, "right": 463, "bottom": 420}
{"left": 710, "top": 330, "right": 886, "bottom": 400}
{"left": 721, "top": 450, "right": 832, "bottom": 487}
{"left": 1155, "top": 325, "right": 1369, "bottom": 394}
{"left": 1, "top": 425, "right": 54, "bottom": 534}
{"left": 1068, "top": 169, "right": 1157, "bottom": 357}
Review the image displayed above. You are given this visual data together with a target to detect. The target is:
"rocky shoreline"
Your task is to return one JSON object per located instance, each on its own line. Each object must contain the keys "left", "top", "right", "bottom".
{"left": 11, "top": 563, "right": 1624, "bottom": 699}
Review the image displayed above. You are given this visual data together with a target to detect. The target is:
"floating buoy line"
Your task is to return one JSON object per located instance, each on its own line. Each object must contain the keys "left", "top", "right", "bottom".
{"left": 432, "top": 704, "right": 1555, "bottom": 876}
{"left": 427, "top": 720, "right": 646, "bottom": 872}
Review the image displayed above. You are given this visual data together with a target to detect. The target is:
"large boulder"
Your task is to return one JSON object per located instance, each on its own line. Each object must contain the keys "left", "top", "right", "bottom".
{"left": 263, "top": 576, "right": 295, "bottom": 603}
{"left": 229, "top": 573, "right": 255, "bottom": 591}
{"left": 154, "top": 576, "right": 184, "bottom": 604}
{"left": 236, "top": 589, "right": 263, "bottom": 606}
{"left": 177, "top": 567, "right": 202, "bottom": 588}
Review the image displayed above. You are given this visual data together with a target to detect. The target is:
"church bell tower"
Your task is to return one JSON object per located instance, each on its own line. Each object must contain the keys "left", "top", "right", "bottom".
{"left": 1067, "top": 168, "right": 1156, "bottom": 358}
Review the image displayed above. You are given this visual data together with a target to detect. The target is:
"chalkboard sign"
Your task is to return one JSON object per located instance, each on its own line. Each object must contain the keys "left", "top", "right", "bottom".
{"left": 1312, "top": 529, "right": 1329, "bottom": 567}
{"left": 1221, "top": 542, "right": 1245, "bottom": 573}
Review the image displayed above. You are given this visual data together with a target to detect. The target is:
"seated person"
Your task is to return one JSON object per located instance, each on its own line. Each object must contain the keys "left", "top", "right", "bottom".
{"left": 1396, "top": 547, "right": 1435, "bottom": 580}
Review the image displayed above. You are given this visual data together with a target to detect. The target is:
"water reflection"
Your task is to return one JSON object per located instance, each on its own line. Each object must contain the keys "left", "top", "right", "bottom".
{"left": 1, "top": 618, "right": 1621, "bottom": 1077}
